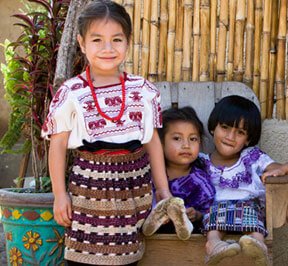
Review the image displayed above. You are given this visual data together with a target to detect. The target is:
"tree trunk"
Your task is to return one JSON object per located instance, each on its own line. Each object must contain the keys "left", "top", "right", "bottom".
{"left": 53, "top": 0, "right": 90, "bottom": 92}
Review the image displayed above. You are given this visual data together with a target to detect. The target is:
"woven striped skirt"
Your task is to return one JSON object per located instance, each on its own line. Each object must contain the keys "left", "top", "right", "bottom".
{"left": 65, "top": 147, "right": 152, "bottom": 265}
{"left": 203, "top": 199, "right": 268, "bottom": 237}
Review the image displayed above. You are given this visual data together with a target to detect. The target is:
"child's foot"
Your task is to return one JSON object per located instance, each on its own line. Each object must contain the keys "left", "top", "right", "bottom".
{"left": 166, "top": 197, "right": 193, "bottom": 240}
{"left": 205, "top": 240, "right": 241, "bottom": 265}
{"left": 239, "top": 235, "right": 269, "bottom": 266}
{"left": 142, "top": 198, "right": 170, "bottom": 236}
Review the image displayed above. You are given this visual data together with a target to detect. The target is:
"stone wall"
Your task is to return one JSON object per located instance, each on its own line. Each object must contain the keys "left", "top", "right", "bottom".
{"left": 260, "top": 119, "right": 288, "bottom": 164}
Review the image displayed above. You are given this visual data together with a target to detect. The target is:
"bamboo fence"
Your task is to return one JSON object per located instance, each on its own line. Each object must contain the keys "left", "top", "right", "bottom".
{"left": 118, "top": 0, "right": 288, "bottom": 120}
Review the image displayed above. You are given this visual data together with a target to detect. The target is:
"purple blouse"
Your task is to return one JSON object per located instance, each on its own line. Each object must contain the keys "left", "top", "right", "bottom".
{"left": 169, "top": 165, "right": 215, "bottom": 214}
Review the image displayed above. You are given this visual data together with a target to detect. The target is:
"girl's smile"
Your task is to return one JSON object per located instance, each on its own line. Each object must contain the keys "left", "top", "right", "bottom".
{"left": 212, "top": 120, "right": 249, "bottom": 166}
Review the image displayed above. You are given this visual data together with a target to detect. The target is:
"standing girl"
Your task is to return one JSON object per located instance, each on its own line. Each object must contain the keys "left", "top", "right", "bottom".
{"left": 42, "top": 1, "right": 171, "bottom": 265}
{"left": 201, "top": 95, "right": 288, "bottom": 265}
{"left": 142, "top": 107, "right": 215, "bottom": 240}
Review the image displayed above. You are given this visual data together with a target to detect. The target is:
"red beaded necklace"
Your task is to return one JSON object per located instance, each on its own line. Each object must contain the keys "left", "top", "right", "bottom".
{"left": 86, "top": 65, "right": 125, "bottom": 123}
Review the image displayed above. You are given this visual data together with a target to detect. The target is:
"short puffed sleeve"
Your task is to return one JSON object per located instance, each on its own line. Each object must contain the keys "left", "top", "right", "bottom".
{"left": 141, "top": 79, "right": 162, "bottom": 143}
{"left": 41, "top": 84, "right": 77, "bottom": 138}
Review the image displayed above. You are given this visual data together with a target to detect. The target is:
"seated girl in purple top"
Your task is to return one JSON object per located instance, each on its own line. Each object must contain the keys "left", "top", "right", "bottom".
{"left": 142, "top": 107, "right": 215, "bottom": 240}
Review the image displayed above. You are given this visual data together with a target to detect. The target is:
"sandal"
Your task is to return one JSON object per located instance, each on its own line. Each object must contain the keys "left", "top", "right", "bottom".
{"left": 205, "top": 240, "right": 241, "bottom": 265}
{"left": 239, "top": 235, "right": 269, "bottom": 266}
{"left": 167, "top": 197, "right": 193, "bottom": 240}
{"left": 142, "top": 198, "right": 170, "bottom": 236}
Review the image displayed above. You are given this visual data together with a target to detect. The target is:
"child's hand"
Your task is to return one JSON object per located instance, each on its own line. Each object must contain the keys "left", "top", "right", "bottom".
{"left": 261, "top": 163, "right": 288, "bottom": 183}
{"left": 155, "top": 188, "right": 172, "bottom": 202}
{"left": 186, "top": 207, "right": 202, "bottom": 222}
{"left": 53, "top": 193, "right": 72, "bottom": 227}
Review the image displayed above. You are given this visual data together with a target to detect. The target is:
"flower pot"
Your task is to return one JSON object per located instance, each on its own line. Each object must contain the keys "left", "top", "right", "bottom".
{"left": 0, "top": 188, "right": 65, "bottom": 266}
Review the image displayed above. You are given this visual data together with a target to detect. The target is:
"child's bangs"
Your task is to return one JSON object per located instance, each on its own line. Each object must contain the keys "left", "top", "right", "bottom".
{"left": 218, "top": 106, "right": 249, "bottom": 130}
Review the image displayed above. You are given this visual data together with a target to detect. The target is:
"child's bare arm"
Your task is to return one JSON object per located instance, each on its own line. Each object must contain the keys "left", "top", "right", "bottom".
{"left": 186, "top": 207, "right": 203, "bottom": 222}
{"left": 261, "top": 162, "right": 288, "bottom": 183}
{"left": 49, "top": 132, "right": 72, "bottom": 227}
{"left": 144, "top": 129, "right": 172, "bottom": 201}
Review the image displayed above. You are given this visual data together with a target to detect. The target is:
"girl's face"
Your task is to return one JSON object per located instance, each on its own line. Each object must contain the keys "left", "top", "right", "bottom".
{"left": 77, "top": 19, "right": 129, "bottom": 77}
{"left": 213, "top": 119, "right": 249, "bottom": 160}
{"left": 163, "top": 121, "right": 201, "bottom": 168}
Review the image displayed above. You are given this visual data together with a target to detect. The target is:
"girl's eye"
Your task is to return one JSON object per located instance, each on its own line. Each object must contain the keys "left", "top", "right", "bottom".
{"left": 93, "top": 38, "right": 101, "bottom": 43}
{"left": 113, "top": 38, "right": 123, "bottom": 42}
{"left": 220, "top": 124, "right": 229, "bottom": 129}
{"left": 172, "top": 136, "right": 181, "bottom": 141}
{"left": 190, "top": 137, "right": 199, "bottom": 142}
{"left": 237, "top": 130, "right": 247, "bottom": 136}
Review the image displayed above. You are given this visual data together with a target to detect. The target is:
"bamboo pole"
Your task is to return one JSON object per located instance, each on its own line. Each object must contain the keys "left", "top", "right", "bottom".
{"left": 158, "top": 0, "right": 168, "bottom": 81}
{"left": 252, "top": 0, "right": 263, "bottom": 97}
{"left": 227, "top": 0, "right": 236, "bottom": 80}
{"left": 192, "top": 0, "right": 200, "bottom": 81}
{"left": 148, "top": 0, "right": 158, "bottom": 82}
{"left": 166, "top": 0, "right": 176, "bottom": 81}
{"left": 233, "top": 0, "right": 245, "bottom": 82}
{"left": 141, "top": 0, "right": 151, "bottom": 78}
{"left": 199, "top": 0, "right": 210, "bottom": 81}
{"left": 260, "top": 0, "right": 272, "bottom": 118}
{"left": 209, "top": 0, "right": 217, "bottom": 80}
{"left": 267, "top": 0, "right": 278, "bottom": 118}
{"left": 133, "top": 0, "right": 141, "bottom": 75}
{"left": 275, "top": 0, "right": 287, "bottom": 119}
{"left": 216, "top": 0, "right": 228, "bottom": 82}
{"left": 124, "top": 0, "right": 134, "bottom": 74}
{"left": 182, "top": 0, "right": 193, "bottom": 81}
{"left": 243, "top": 0, "right": 254, "bottom": 87}
{"left": 174, "top": 0, "right": 184, "bottom": 82}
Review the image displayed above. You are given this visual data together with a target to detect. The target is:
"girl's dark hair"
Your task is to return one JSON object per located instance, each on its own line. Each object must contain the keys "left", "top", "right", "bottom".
{"left": 208, "top": 95, "right": 261, "bottom": 146}
{"left": 77, "top": 0, "right": 132, "bottom": 42}
{"left": 158, "top": 106, "right": 204, "bottom": 143}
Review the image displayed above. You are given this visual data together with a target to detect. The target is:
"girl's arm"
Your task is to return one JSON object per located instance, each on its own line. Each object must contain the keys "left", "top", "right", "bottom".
{"left": 261, "top": 162, "right": 288, "bottom": 183}
{"left": 49, "top": 131, "right": 72, "bottom": 227}
{"left": 186, "top": 207, "right": 203, "bottom": 222}
{"left": 144, "top": 129, "right": 172, "bottom": 201}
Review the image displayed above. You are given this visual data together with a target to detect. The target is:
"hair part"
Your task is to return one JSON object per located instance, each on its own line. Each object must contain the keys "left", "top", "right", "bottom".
{"left": 158, "top": 106, "right": 204, "bottom": 143}
{"left": 77, "top": 0, "right": 132, "bottom": 42}
{"left": 208, "top": 95, "right": 262, "bottom": 146}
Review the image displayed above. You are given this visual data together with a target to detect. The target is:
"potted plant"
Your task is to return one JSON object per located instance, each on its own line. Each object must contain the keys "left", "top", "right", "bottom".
{"left": 0, "top": 0, "right": 73, "bottom": 264}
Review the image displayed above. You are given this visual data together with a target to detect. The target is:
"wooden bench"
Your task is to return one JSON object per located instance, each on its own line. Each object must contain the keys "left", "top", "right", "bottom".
{"left": 138, "top": 81, "right": 288, "bottom": 266}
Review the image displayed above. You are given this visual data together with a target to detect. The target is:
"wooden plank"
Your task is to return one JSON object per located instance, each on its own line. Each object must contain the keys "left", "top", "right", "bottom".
{"left": 156, "top": 82, "right": 173, "bottom": 110}
{"left": 216, "top": 81, "right": 260, "bottom": 108}
{"left": 139, "top": 234, "right": 272, "bottom": 266}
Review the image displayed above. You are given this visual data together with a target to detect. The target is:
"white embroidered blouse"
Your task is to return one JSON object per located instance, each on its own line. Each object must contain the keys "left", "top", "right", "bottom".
{"left": 199, "top": 147, "right": 274, "bottom": 202}
{"left": 41, "top": 73, "right": 162, "bottom": 149}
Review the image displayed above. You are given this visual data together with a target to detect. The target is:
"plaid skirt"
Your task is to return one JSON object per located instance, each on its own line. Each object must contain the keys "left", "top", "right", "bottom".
{"left": 203, "top": 198, "right": 268, "bottom": 237}
{"left": 65, "top": 148, "right": 152, "bottom": 265}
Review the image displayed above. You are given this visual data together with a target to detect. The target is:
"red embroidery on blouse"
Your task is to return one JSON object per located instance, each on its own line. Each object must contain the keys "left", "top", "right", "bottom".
{"left": 88, "top": 119, "right": 107, "bottom": 129}
{"left": 105, "top": 96, "right": 122, "bottom": 106}
{"left": 52, "top": 89, "right": 63, "bottom": 105}
{"left": 129, "top": 112, "right": 142, "bottom": 122}
{"left": 83, "top": 101, "right": 95, "bottom": 112}
{"left": 115, "top": 119, "right": 125, "bottom": 127}
{"left": 71, "top": 83, "right": 82, "bottom": 91}
{"left": 129, "top": 91, "right": 142, "bottom": 102}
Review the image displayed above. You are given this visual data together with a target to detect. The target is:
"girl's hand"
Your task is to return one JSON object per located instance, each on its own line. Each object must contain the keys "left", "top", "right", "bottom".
{"left": 155, "top": 188, "right": 172, "bottom": 202}
{"left": 261, "top": 163, "right": 288, "bottom": 183}
{"left": 53, "top": 193, "right": 72, "bottom": 227}
{"left": 186, "top": 207, "right": 202, "bottom": 222}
